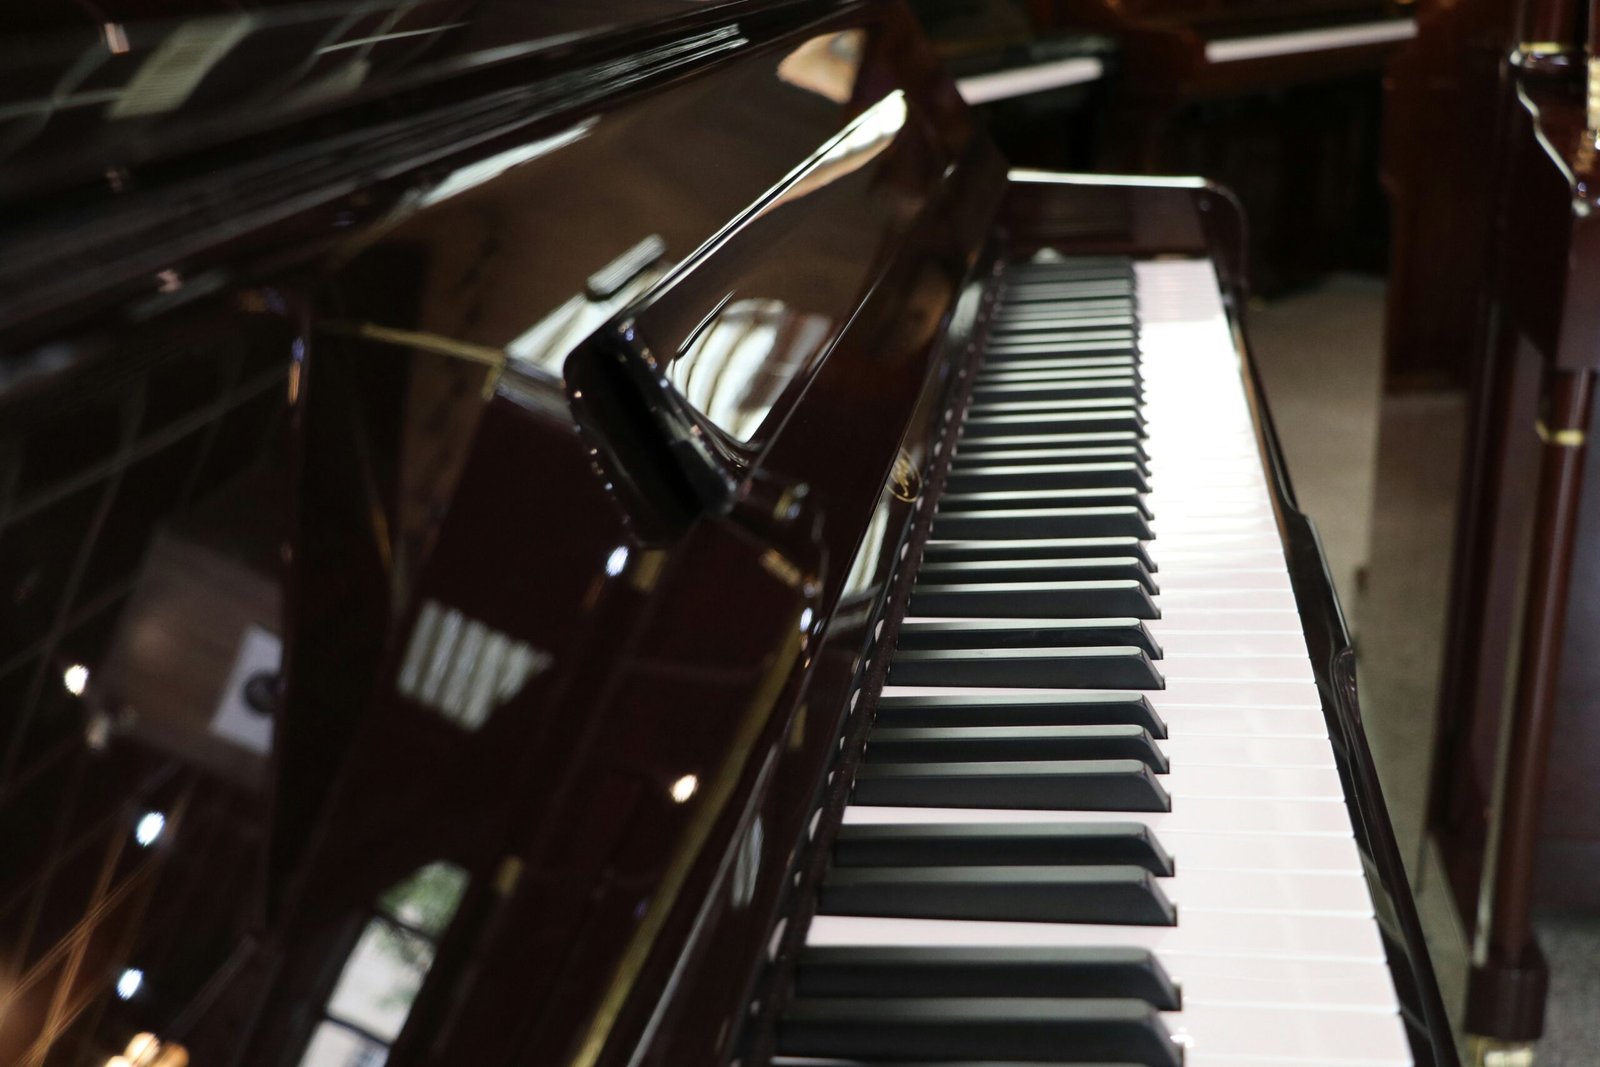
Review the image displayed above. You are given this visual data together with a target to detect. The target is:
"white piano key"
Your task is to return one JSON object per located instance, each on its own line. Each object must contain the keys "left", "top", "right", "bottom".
{"left": 883, "top": 678, "right": 1325, "bottom": 706}
{"left": 1154, "top": 569, "right": 1295, "bottom": 593}
{"left": 1150, "top": 609, "right": 1309, "bottom": 634}
{"left": 1162, "top": 868, "right": 1373, "bottom": 915}
{"left": 1165, "top": 954, "right": 1405, "bottom": 1011}
{"left": 1159, "top": 735, "right": 1336, "bottom": 768}
{"left": 1156, "top": 587, "right": 1303, "bottom": 611}
{"left": 1146, "top": 530, "right": 1288, "bottom": 554}
{"left": 1149, "top": 629, "right": 1311, "bottom": 656}
{"left": 1162, "top": 764, "right": 1346, "bottom": 800}
{"left": 1170, "top": 1003, "right": 1411, "bottom": 1064}
{"left": 1158, "top": 706, "right": 1334, "bottom": 739}
{"left": 843, "top": 795, "right": 1356, "bottom": 836}
{"left": 806, "top": 910, "right": 1389, "bottom": 961}
{"left": 1158, "top": 653, "right": 1314, "bottom": 681}
{"left": 1149, "top": 516, "right": 1283, "bottom": 536}
{"left": 1159, "top": 830, "right": 1366, "bottom": 873}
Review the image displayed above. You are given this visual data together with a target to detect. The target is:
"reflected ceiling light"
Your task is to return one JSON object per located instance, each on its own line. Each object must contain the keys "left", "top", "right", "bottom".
{"left": 63, "top": 664, "right": 89, "bottom": 696}
{"left": 134, "top": 812, "right": 166, "bottom": 847}
{"left": 116, "top": 968, "right": 144, "bottom": 999}
{"left": 799, "top": 607, "right": 814, "bottom": 632}
{"left": 605, "top": 546, "right": 629, "bottom": 577}
{"left": 421, "top": 119, "right": 597, "bottom": 207}
{"left": 670, "top": 774, "right": 699, "bottom": 804}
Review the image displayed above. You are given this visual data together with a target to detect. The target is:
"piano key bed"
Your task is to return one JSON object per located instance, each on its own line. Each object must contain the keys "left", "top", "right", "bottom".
{"left": 772, "top": 258, "right": 1414, "bottom": 1065}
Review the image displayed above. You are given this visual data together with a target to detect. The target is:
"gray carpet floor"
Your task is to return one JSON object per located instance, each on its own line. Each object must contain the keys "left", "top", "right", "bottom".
{"left": 1246, "top": 276, "right": 1600, "bottom": 1066}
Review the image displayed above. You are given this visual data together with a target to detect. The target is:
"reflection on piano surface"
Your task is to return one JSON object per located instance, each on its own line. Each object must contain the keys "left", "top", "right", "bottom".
{"left": 0, "top": 2, "right": 1453, "bottom": 1066}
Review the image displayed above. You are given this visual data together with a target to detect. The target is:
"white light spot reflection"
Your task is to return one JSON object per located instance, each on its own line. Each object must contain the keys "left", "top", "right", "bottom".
{"left": 670, "top": 774, "right": 699, "bottom": 804}
{"left": 135, "top": 812, "right": 166, "bottom": 847}
{"left": 63, "top": 664, "right": 89, "bottom": 696}
{"left": 116, "top": 968, "right": 144, "bottom": 1000}
{"left": 605, "top": 546, "right": 629, "bottom": 577}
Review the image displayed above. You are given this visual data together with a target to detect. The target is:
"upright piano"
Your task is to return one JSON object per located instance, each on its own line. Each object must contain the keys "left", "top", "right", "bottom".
{"left": 0, "top": 2, "right": 1453, "bottom": 1065}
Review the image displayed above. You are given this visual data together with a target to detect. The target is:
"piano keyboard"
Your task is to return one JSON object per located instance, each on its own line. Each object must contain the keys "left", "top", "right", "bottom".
{"left": 775, "top": 260, "right": 1413, "bottom": 1065}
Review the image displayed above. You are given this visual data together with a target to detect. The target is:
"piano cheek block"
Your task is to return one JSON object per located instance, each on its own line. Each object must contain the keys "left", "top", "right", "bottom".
{"left": 850, "top": 759, "right": 1172, "bottom": 813}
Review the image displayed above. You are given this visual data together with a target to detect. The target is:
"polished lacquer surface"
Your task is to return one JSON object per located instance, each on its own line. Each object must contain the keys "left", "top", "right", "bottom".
{"left": 0, "top": 1, "right": 1448, "bottom": 1065}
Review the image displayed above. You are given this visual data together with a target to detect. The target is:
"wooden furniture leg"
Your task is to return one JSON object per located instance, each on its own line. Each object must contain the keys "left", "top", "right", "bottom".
{"left": 1465, "top": 368, "right": 1595, "bottom": 1061}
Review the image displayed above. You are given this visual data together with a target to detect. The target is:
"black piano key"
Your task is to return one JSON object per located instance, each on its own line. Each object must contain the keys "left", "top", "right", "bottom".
{"left": 909, "top": 580, "right": 1158, "bottom": 620}
{"left": 1009, "top": 264, "right": 1132, "bottom": 281}
{"left": 874, "top": 693, "right": 1166, "bottom": 738}
{"left": 851, "top": 759, "right": 1171, "bottom": 812}
{"left": 972, "top": 379, "right": 1142, "bottom": 403}
{"left": 915, "top": 556, "right": 1157, "bottom": 592}
{"left": 1008, "top": 265, "right": 1133, "bottom": 280}
{"left": 921, "top": 537, "right": 1156, "bottom": 571}
{"left": 945, "top": 462, "right": 1150, "bottom": 494}
{"left": 988, "top": 329, "right": 1138, "bottom": 349}
{"left": 975, "top": 373, "right": 1140, "bottom": 395}
{"left": 967, "top": 397, "right": 1142, "bottom": 417}
{"left": 939, "top": 488, "right": 1153, "bottom": 519}
{"left": 1005, "top": 279, "right": 1134, "bottom": 294}
{"left": 984, "top": 330, "right": 1141, "bottom": 351}
{"left": 778, "top": 997, "right": 1181, "bottom": 1067}
{"left": 992, "top": 308, "right": 1136, "bottom": 327}
{"left": 985, "top": 339, "right": 1137, "bottom": 360}
{"left": 940, "top": 483, "right": 1158, "bottom": 511}
{"left": 977, "top": 354, "right": 1138, "bottom": 374}
{"left": 865, "top": 725, "right": 1169, "bottom": 772}
{"left": 984, "top": 341, "right": 1137, "bottom": 362}
{"left": 931, "top": 507, "right": 1154, "bottom": 541}
{"left": 976, "top": 365, "right": 1145, "bottom": 385}
{"left": 833, "top": 823, "right": 1174, "bottom": 877}
{"left": 887, "top": 647, "right": 1164, "bottom": 692}
{"left": 991, "top": 321, "right": 1137, "bottom": 339}
{"left": 819, "top": 864, "right": 1177, "bottom": 927}
{"left": 896, "top": 618, "right": 1162, "bottom": 658}
{"left": 951, "top": 446, "right": 1148, "bottom": 472}
{"left": 996, "top": 284, "right": 1133, "bottom": 298}
{"left": 1004, "top": 286, "right": 1137, "bottom": 304}
{"left": 960, "top": 411, "right": 1146, "bottom": 438}
{"left": 954, "top": 431, "right": 1148, "bottom": 461}
{"left": 794, "top": 944, "right": 1181, "bottom": 1010}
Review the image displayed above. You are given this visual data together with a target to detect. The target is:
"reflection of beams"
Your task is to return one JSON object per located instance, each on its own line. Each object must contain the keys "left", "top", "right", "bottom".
{"left": 756, "top": 90, "right": 906, "bottom": 219}
{"left": 671, "top": 299, "right": 834, "bottom": 441}
{"left": 9, "top": 792, "right": 180, "bottom": 1067}
{"left": 320, "top": 23, "right": 469, "bottom": 53}
{"left": 841, "top": 494, "right": 894, "bottom": 602}
{"left": 504, "top": 268, "right": 666, "bottom": 376}
{"left": 419, "top": 119, "right": 597, "bottom": 207}
{"left": 776, "top": 30, "right": 865, "bottom": 104}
